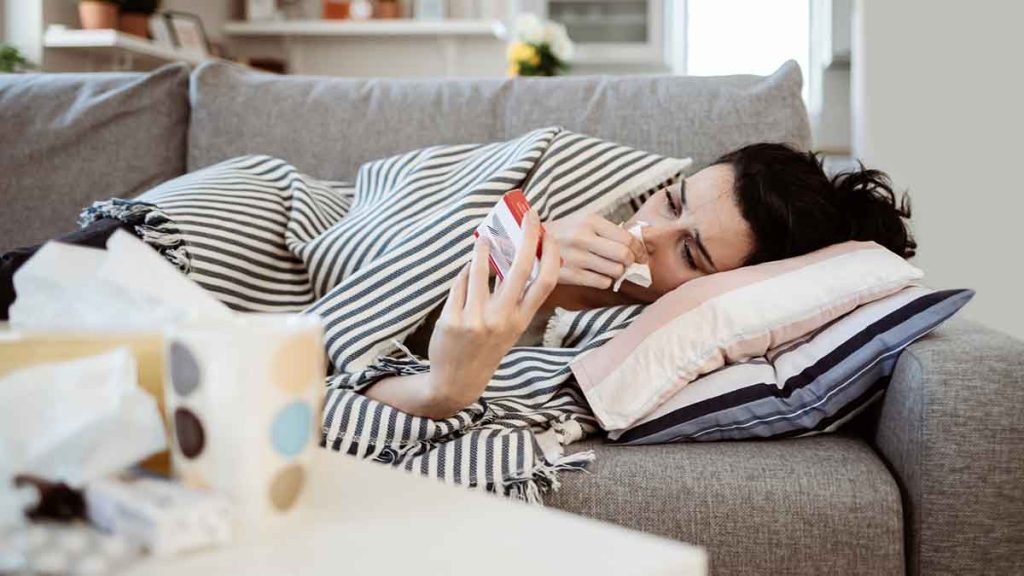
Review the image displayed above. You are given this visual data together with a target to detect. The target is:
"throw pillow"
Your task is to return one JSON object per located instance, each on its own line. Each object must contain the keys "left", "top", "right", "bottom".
{"left": 565, "top": 241, "right": 924, "bottom": 431}
{"left": 608, "top": 286, "right": 974, "bottom": 443}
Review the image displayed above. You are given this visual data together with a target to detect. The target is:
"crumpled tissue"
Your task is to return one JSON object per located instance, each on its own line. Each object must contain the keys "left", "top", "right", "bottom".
{"left": 0, "top": 348, "right": 167, "bottom": 488}
{"left": 612, "top": 221, "right": 653, "bottom": 292}
{"left": 1, "top": 230, "right": 230, "bottom": 522}
{"left": 0, "top": 462, "right": 36, "bottom": 531}
{"left": 8, "top": 229, "right": 231, "bottom": 331}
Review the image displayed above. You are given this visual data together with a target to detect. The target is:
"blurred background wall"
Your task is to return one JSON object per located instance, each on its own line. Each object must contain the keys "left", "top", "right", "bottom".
{"left": 853, "top": 0, "right": 1024, "bottom": 339}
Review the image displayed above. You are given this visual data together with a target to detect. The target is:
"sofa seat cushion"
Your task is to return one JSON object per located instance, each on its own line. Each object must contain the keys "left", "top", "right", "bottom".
{"left": 547, "top": 435, "right": 903, "bottom": 576}
{"left": 0, "top": 63, "right": 189, "bottom": 251}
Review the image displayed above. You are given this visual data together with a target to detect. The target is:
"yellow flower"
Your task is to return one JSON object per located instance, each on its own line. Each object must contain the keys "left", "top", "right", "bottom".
{"left": 508, "top": 61, "right": 520, "bottom": 77}
{"left": 506, "top": 42, "right": 540, "bottom": 66}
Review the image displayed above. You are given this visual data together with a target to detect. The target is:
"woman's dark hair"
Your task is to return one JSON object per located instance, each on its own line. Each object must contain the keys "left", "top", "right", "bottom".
{"left": 713, "top": 143, "right": 916, "bottom": 265}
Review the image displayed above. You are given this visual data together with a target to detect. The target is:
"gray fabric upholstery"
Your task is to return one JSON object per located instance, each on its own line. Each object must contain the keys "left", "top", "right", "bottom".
{"left": 187, "top": 62, "right": 506, "bottom": 181}
{"left": 547, "top": 435, "right": 904, "bottom": 576}
{"left": 874, "top": 318, "right": 1024, "bottom": 575}
{"left": 187, "top": 60, "right": 809, "bottom": 180}
{"left": 503, "top": 62, "right": 810, "bottom": 170}
{"left": 0, "top": 64, "right": 189, "bottom": 251}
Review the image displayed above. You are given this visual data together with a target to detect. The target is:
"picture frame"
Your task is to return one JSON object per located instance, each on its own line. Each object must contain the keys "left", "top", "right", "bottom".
{"left": 162, "top": 11, "right": 210, "bottom": 57}
{"left": 148, "top": 13, "right": 175, "bottom": 49}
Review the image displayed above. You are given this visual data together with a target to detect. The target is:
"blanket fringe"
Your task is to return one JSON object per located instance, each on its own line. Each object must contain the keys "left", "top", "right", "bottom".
{"left": 135, "top": 225, "right": 190, "bottom": 272}
{"left": 542, "top": 306, "right": 575, "bottom": 348}
{"left": 79, "top": 199, "right": 192, "bottom": 274}
{"left": 506, "top": 479, "right": 545, "bottom": 505}
{"left": 504, "top": 449, "right": 596, "bottom": 505}
{"left": 591, "top": 160, "right": 691, "bottom": 220}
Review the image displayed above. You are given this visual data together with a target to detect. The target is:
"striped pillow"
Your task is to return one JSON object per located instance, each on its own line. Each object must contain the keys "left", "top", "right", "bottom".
{"left": 131, "top": 155, "right": 355, "bottom": 312}
{"left": 608, "top": 286, "right": 974, "bottom": 443}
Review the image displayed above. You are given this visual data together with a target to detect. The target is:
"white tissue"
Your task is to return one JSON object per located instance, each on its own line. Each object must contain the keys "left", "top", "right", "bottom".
{"left": 8, "top": 230, "right": 232, "bottom": 331}
{"left": 0, "top": 348, "right": 167, "bottom": 487}
{"left": 0, "top": 460, "right": 37, "bottom": 531}
{"left": 612, "top": 221, "right": 652, "bottom": 292}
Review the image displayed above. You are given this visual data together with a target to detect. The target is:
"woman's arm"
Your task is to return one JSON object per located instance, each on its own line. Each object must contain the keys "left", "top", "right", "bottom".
{"left": 362, "top": 372, "right": 452, "bottom": 420}
{"left": 363, "top": 209, "right": 560, "bottom": 420}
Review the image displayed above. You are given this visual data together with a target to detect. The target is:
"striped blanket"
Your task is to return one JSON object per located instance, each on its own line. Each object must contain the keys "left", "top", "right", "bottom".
{"left": 82, "top": 127, "right": 688, "bottom": 502}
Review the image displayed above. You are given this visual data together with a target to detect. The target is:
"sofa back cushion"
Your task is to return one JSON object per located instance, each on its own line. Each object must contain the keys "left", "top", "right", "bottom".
{"left": 503, "top": 61, "right": 809, "bottom": 170}
{"left": 188, "top": 60, "right": 809, "bottom": 181}
{"left": 188, "top": 62, "right": 508, "bottom": 182}
{"left": 0, "top": 63, "right": 190, "bottom": 251}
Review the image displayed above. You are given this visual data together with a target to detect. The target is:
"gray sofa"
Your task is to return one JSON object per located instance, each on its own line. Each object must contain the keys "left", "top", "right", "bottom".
{"left": 2, "top": 61, "right": 1022, "bottom": 575}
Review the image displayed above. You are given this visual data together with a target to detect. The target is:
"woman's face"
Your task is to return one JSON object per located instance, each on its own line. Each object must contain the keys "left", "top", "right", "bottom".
{"left": 620, "top": 164, "right": 755, "bottom": 302}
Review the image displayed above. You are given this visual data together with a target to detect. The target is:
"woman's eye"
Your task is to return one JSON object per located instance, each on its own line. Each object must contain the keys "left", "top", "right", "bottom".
{"left": 682, "top": 240, "right": 698, "bottom": 269}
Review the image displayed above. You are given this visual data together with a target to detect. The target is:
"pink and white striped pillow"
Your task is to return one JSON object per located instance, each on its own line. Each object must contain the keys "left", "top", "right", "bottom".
{"left": 570, "top": 241, "right": 923, "bottom": 431}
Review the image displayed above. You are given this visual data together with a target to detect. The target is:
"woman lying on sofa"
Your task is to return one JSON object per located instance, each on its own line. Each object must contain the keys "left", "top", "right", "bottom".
{"left": 0, "top": 142, "right": 914, "bottom": 422}
{"left": 375, "top": 144, "right": 916, "bottom": 421}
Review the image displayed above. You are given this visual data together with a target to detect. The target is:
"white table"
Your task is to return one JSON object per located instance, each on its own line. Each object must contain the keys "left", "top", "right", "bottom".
{"left": 122, "top": 448, "right": 706, "bottom": 575}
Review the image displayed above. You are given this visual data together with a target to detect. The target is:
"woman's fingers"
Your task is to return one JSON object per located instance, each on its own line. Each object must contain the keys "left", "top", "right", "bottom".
{"left": 560, "top": 266, "right": 614, "bottom": 290}
{"left": 522, "top": 228, "right": 560, "bottom": 313}
{"left": 441, "top": 264, "right": 470, "bottom": 320}
{"left": 499, "top": 210, "right": 542, "bottom": 302}
{"left": 592, "top": 217, "right": 648, "bottom": 265}
{"left": 465, "top": 236, "right": 492, "bottom": 313}
{"left": 564, "top": 245, "right": 625, "bottom": 279}
{"left": 580, "top": 235, "right": 635, "bottom": 268}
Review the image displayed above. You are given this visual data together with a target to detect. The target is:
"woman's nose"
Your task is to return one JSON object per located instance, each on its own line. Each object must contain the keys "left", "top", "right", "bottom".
{"left": 640, "top": 222, "right": 682, "bottom": 253}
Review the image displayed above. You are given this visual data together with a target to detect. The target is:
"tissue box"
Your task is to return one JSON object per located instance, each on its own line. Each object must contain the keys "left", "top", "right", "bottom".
{"left": 163, "top": 314, "right": 325, "bottom": 536}
{"left": 0, "top": 328, "right": 171, "bottom": 474}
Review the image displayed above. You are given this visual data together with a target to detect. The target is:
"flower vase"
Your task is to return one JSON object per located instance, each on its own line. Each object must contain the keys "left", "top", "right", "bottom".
{"left": 79, "top": 1, "right": 119, "bottom": 30}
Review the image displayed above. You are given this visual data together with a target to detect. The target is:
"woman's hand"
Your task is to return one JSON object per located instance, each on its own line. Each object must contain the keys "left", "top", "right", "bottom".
{"left": 425, "top": 209, "right": 560, "bottom": 417}
{"left": 544, "top": 213, "right": 648, "bottom": 289}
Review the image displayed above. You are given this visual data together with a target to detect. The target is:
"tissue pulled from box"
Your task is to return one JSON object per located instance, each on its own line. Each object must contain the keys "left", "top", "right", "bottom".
{"left": 0, "top": 461, "right": 37, "bottom": 530}
{"left": 8, "top": 230, "right": 231, "bottom": 331}
{"left": 612, "top": 221, "right": 652, "bottom": 292}
{"left": 0, "top": 348, "right": 167, "bottom": 487}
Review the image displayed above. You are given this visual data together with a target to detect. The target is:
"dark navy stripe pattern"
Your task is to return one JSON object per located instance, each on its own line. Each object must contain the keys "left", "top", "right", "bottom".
{"left": 133, "top": 155, "right": 355, "bottom": 312}
{"left": 83, "top": 126, "right": 687, "bottom": 502}
{"left": 604, "top": 288, "right": 974, "bottom": 444}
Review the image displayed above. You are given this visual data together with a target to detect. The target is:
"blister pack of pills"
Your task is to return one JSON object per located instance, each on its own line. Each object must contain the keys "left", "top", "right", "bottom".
{"left": 0, "top": 521, "right": 141, "bottom": 576}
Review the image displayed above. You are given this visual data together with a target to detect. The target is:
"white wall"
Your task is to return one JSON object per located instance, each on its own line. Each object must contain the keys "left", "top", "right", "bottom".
{"left": 3, "top": 0, "right": 43, "bottom": 64}
{"left": 807, "top": 0, "right": 851, "bottom": 153}
{"left": 853, "top": 1, "right": 1024, "bottom": 339}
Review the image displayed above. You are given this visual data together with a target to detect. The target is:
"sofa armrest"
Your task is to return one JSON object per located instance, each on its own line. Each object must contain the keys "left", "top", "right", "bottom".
{"left": 874, "top": 318, "right": 1024, "bottom": 575}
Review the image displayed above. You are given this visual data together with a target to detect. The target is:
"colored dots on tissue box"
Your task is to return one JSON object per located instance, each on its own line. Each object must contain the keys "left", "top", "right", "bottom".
{"left": 271, "top": 402, "right": 313, "bottom": 458}
{"left": 164, "top": 314, "right": 325, "bottom": 532}
{"left": 173, "top": 408, "right": 205, "bottom": 459}
{"left": 169, "top": 341, "right": 201, "bottom": 397}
